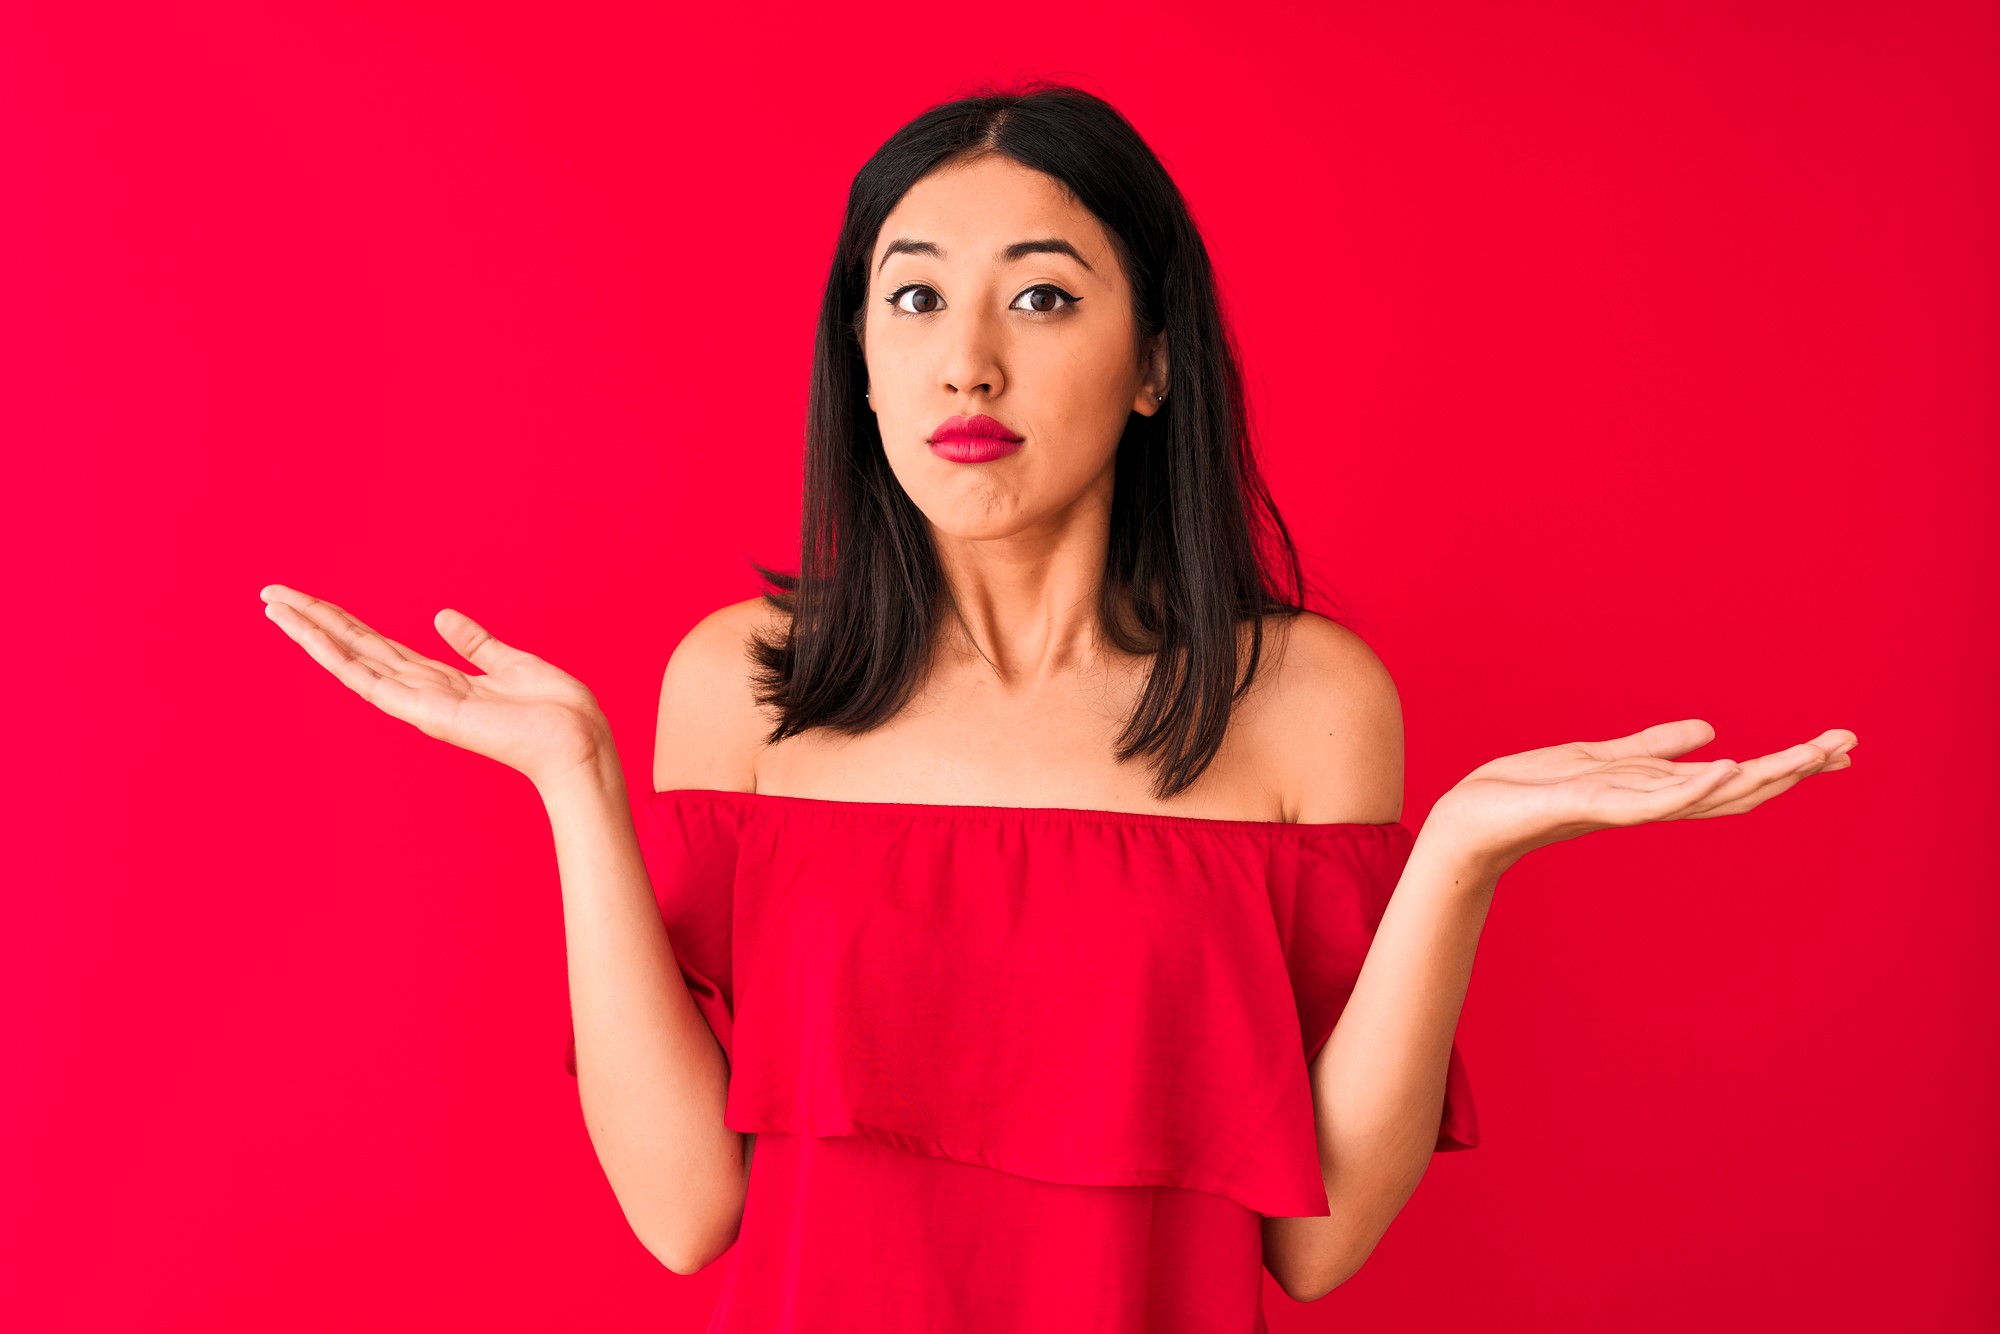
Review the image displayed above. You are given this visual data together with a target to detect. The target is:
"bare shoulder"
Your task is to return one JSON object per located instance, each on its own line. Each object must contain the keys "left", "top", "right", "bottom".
{"left": 1238, "top": 610, "right": 1404, "bottom": 825}
{"left": 651, "top": 595, "right": 790, "bottom": 795}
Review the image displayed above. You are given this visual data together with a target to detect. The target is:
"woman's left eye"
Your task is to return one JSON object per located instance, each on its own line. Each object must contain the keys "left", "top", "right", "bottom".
{"left": 1011, "top": 284, "right": 1080, "bottom": 316}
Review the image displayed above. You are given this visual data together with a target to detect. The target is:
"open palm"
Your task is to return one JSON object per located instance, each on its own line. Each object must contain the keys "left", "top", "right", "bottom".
{"left": 1430, "top": 718, "right": 1858, "bottom": 879}
{"left": 259, "top": 583, "right": 609, "bottom": 788}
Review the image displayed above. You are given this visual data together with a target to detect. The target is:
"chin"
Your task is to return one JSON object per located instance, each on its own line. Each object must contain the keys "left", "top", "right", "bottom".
{"left": 909, "top": 487, "right": 1050, "bottom": 542}
{"left": 924, "top": 507, "right": 1041, "bottom": 543}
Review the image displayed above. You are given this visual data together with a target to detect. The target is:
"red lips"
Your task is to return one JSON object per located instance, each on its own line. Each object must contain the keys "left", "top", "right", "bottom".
{"left": 929, "top": 414, "right": 1024, "bottom": 444}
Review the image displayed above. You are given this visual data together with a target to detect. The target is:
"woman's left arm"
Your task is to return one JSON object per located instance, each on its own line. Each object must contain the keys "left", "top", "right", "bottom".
{"left": 1265, "top": 716, "right": 1857, "bottom": 1301}
{"left": 1264, "top": 831, "right": 1495, "bottom": 1301}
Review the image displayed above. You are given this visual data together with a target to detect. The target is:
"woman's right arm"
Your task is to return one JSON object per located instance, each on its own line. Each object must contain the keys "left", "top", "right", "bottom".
{"left": 257, "top": 584, "right": 767, "bottom": 1275}
{"left": 550, "top": 598, "right": 776, "bottom": 1274}
{"left": 539, "top": 747, "right": 745, "bottom": 1275}
{"left": 548, "top": 600, "right": 780, "bottom": 1280}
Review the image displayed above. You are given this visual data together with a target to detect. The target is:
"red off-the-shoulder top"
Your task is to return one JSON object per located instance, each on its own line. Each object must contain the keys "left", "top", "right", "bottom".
{"left": 565, "top": 788, "right": 1479, "bottom": 1332}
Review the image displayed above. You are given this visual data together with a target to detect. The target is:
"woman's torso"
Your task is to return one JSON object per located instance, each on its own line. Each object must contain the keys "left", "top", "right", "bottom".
{"left": 635, "top": 597, "right": 1438, "bottom": 1332}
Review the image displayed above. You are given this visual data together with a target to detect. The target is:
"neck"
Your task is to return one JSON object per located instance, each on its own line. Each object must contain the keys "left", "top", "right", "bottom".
{"left": 929, "top": 510, "right": 1119, "bottom": 686}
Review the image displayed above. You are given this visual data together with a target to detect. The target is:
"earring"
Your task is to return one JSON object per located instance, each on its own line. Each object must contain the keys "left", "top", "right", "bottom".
{"left": 1155, "top": 391, "right": 1166, "bottom": 403}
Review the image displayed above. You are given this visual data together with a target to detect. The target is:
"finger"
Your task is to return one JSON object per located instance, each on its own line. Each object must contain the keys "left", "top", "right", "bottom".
{"left": 260, "top": 584, "right": 415, "bottom": 667}
{"left": 1705, "top": 729, "right": 1858, "bottom": 794}
{"left": 261, "top": 584, "right": 449, "bottom": 675}
{"left": 1643, "top": 727, "right": 1858, "bottom": 796}
{"left": 1682, "top": 768, "right": 1823, "bottom": 818}
{"left": 1574, "top": 718, "right": 1717, "bottom": 765}
{"left": 1676, "top": 744, "right": 1846, "bottom": 819}
{"left": 1765, "top": 729, "right": 1858, "bottom": 761}
{"left": 264, "top": 600, "right": 427, "bottom": 723}
{"left": 434, "top": 607, "right": 529, "bottom": 674}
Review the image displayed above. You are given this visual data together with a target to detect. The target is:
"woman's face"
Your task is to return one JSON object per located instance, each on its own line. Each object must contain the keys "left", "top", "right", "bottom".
{"left": 862, "top": 153, "right": 1168, "bottom": 544}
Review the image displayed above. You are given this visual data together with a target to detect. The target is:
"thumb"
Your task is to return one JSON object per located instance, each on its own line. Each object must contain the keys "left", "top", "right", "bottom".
{"left": 435, "top": 607, "right": 524, "bottom": 672}
{"left": 1635, "top": 717, "right": 1717, "bottom": 759}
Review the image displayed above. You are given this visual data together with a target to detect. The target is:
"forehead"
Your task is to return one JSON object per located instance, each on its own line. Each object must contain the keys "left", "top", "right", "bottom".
{"left": 872, "top": 155, "right": 1121, "bottom": 283}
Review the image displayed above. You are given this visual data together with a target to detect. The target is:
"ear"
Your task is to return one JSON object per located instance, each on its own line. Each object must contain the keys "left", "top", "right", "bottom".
{"left": 1132, "top": 331, "right": 1170, "bottom": 417}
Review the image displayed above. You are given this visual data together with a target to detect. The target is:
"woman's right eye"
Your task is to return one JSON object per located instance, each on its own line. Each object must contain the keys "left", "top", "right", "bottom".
{"left": 886, "top": 284, "right": 941, "bottom": 316}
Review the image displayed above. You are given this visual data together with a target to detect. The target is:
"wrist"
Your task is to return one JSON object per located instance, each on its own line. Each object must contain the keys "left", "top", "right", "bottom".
{"left": 531, "top": 725, "right": 623, "bottom": 803}
{"left": 1408, "top": 820, "right": 1509, "bottom": 898}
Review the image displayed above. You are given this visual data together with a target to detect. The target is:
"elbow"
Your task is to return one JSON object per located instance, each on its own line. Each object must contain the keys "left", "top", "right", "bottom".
{"left": 1279, "top": 1250, "right": 1368, "bottom": 1304}
{"left": 657, "top": 1244, "right": 723, "bottom": 1278}
{"left": 631, "top": 1215, "right": 697, "bottom": 1275}
{"left": 1265, "top": 1213, "right": 1376, "bottom": 1303}
{"left": 645, "top": 1237, "right": 703, "bottom": 1277}
{"left": 639, "top": 1216, "right": 740, "bottom": 1276}
{"left": 618, "top": 1136, "right": 753, "bottom": 1275}
{"left": 629, "top": 1175, "right": 748, "bottom": 1276}
{"left": 1274, "top": 1274, "right": 1322, "bottom": 1304}
{"left": 1281, "top": 1269, "right": 1349, "bottom": 1305}
{"left": 1277, "top": 1271, "right": 1334, "bottom": 1305}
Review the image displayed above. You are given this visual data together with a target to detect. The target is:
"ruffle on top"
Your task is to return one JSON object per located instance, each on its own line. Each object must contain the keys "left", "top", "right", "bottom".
{"left": 563, "top": 788, "right": 1479, "bottom": 1219}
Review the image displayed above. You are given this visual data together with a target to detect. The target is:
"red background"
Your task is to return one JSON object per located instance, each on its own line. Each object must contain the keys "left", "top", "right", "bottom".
{"left": 6, "top": 2, "right": 1994, "bottom": 1329}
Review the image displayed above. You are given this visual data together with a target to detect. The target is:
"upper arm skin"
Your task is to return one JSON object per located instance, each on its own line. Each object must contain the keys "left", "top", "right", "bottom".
{"left": 1251, "top": 614, "right": 1407, "bottom": 1301}
{"left": 651, "top": 596, "right": 787, "bottom": 796}
{"left": 1248, "top": 612, "right": 1405, "bottom": 827}
{"left": 647, "top": 594, "right": 784, "bottom": 1266}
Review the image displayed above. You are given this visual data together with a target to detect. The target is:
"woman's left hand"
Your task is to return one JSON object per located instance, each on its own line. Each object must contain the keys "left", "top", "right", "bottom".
{"left": 1423, "top": 718, "right": 1857, "bottom": 882}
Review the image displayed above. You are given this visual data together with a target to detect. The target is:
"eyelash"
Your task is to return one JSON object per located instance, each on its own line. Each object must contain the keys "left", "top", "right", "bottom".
{"left": 883, "top": 283, "right": 1082, "bottom": 319}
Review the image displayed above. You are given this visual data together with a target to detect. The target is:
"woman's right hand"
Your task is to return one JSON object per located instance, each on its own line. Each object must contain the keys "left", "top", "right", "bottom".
{"left": 259, "top": 583, "right": 613, "bottom": 790}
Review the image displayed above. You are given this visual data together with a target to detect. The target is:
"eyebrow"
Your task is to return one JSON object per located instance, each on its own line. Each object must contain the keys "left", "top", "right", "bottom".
{"left": 875, "top": 237, "right": 1096, "bottom": 276}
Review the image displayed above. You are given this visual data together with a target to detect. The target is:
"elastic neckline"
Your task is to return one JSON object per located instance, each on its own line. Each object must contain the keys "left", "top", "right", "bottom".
{"left": 650, "top": 786, "right": 1406, "bottom": 836}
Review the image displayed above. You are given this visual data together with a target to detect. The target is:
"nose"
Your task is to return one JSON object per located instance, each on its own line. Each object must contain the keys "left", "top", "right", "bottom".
{"left": 937, "top": 305, "right": 1005, "bottom": 400}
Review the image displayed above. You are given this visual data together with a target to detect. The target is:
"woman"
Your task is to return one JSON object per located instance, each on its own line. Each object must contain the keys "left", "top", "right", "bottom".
{"left": 259, "top": 83, "right": 1854, "bottom": 1331}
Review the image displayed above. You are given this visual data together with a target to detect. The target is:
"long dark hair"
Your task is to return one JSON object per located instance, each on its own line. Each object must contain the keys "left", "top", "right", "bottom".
{"left": 748, "top": 79, "right": 1325, "bottom": 801}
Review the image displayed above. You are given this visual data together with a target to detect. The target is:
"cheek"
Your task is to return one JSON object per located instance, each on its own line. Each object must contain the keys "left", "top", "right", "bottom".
{"left": 1042, "top": 356, "right": 1147, "bottom": 464}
